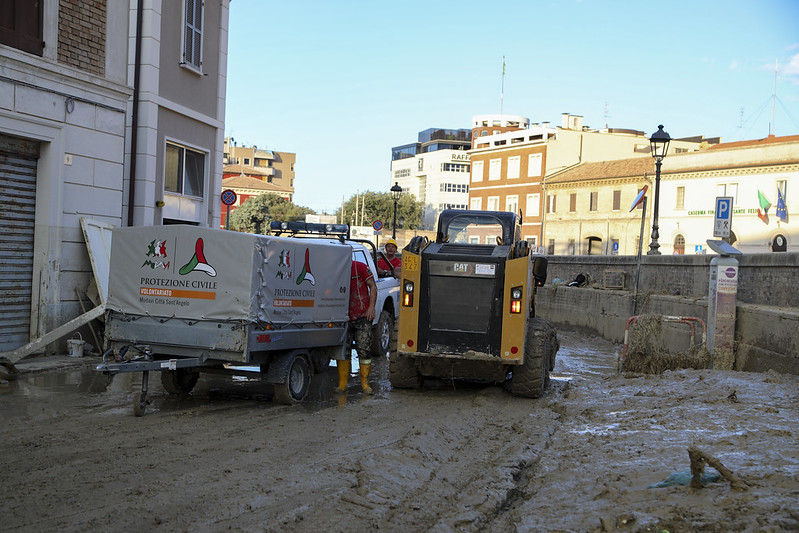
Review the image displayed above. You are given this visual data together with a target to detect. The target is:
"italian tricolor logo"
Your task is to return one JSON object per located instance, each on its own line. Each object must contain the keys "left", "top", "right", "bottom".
{"left": 179, "top": 238, "right": 217, "bottom": 277}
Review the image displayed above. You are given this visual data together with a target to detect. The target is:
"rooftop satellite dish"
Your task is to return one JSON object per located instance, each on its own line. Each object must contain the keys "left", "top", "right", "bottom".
{"left": 706, "top": 239, "right": 742, "bottom": 257}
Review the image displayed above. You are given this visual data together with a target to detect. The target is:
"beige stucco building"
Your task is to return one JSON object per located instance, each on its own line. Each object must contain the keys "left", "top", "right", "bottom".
{"left": 544, "top": 134, "right": 799, "bottom": 255}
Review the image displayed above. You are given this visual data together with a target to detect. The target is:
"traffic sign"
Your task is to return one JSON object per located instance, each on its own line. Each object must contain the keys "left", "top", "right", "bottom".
{"left": 221, "top": 189, "right": 237, "bottom": 206}
{"left": 713, "top": 196, "right": 732, "bottom": 238}
{"left": 372, "top": 220, "right": 383, "bottom": 231}
{"left": 629, "top": 185, "right": 648, "bottom": 211}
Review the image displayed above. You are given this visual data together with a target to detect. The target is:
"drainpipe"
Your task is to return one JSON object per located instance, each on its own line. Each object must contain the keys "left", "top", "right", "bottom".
{"left": 127, "top": 0, "right": 144, "bottom": 227}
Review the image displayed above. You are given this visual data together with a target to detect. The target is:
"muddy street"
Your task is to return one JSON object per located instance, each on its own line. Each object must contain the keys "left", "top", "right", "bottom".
{"left": 2, "top": 329, "right": 798, "bottom": 532}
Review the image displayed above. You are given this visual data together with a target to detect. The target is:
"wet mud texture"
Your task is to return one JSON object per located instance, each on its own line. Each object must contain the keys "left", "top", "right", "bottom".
{"left": 1, "top": 330, "right": 798, "bottom": 532}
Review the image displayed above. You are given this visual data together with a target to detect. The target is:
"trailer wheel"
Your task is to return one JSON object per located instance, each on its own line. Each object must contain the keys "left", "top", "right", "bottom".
{"left": 161, "top": 368, "right": 199, "bottom": 395}
{"left": 273, "top": 355, "right": 311, "bottom": 405}
{"left": 372, "top": 310, "right": 393, "bottom": 357}
{"left": 511, "top": 318, "right": 556, "bottom": 398}
{"left": 389, "top": 353, "right": 421, "bottom": 389}
{"left": 133, "top": 391, "right": 147, "bottom": 417}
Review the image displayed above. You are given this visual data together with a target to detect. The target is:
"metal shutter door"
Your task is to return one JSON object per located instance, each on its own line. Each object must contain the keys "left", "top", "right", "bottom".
{"left": 0, "top": 134, "right": 39, "bottom": 351}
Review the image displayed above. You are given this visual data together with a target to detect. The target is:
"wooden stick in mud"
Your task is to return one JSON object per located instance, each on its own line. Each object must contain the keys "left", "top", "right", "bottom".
{"left": 688, "top": 446, "right": 748, "bottom": 491}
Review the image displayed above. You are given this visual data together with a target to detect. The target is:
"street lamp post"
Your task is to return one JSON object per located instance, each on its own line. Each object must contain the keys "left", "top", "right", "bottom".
{"left": 390, "top": 181, "right": 403, "bottom": 239}
{"left": 647, "top": 125, "right": 671, "bottom": 255}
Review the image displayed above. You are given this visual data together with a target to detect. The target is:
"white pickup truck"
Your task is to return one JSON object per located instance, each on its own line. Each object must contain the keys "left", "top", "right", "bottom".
{"left": 269, "top": 221, "right": 400, "bottom": 358}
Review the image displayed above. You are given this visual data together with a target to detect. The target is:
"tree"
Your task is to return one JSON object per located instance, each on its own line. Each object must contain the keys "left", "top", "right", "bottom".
{"left": 337, "top": 191, "right": 424, "bottom": 231}
{"left": 228, "top": 193, "right": 314, "bottom": 234}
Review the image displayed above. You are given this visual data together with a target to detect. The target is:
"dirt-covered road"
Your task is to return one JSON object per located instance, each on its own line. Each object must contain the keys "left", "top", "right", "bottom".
{"left": 2, "top": 329, "right": 798, "bottom": 532}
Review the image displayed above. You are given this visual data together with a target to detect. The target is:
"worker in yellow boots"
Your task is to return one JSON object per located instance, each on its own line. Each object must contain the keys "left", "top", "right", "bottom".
{"left": 337, "top": 257, "right": 377, "bottom": 394}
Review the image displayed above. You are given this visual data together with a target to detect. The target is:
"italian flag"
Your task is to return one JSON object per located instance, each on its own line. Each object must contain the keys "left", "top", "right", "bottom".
{"left": 757, "top": 189, "right": 772, "bottom": 225}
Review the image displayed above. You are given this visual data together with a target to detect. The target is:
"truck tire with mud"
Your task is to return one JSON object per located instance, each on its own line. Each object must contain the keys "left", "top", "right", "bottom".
{"left": 161, "top": 368, "right": 200, "bottom": 395}
{"left": 511, "top": 317, "right": 558, "bottom": 398}
{"left": 372, "top": 310, "right": 394, "bottom": 357}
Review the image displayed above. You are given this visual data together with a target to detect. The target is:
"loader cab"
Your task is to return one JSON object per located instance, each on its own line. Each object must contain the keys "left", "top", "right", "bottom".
{"left": 436, "top": 209, "right": 521, "bottom": 248}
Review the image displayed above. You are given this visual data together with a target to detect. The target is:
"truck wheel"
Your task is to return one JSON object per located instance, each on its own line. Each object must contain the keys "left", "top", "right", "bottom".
{"left": 389, "top": 353, "right": 420, "bottom": 389}
{"left": 161, "top": 368, "right": 199, "bottom": 395}
{"left": 372, "top": 310, "right": 393, "bottom": 357}
{"left": 511, "top": 318, "right": 556, "bottom": 398}
{"left": 273, "top": 355, "right": 311, "bottom": 405}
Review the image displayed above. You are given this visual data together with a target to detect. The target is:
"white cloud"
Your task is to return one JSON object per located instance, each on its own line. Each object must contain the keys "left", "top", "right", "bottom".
{"left": 729, "top": 60, "right": 739, "bottom": 70}
{"left": 782, "top": 52, "right": 799, "bottom": 76}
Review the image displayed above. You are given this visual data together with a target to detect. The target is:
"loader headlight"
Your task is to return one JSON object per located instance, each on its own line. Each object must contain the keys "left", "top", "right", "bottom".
{"left": 402, "top": 280, "right": 414, "bottom": 307}
{"left": 510, "top": 285, "right": 523, "bottom": 314}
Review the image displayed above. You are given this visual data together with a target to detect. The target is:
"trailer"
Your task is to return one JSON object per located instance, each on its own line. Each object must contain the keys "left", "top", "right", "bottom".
{"left": 96, "top": 225, "right": 352, "bottom": 415}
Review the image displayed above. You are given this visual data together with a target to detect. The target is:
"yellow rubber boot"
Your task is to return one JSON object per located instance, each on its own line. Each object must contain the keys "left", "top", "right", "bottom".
{"left": 335, "top": 359, "right": 350, "bottom": 392}
{"left": 359, "top": 360, "right": 373, "bottom": 395}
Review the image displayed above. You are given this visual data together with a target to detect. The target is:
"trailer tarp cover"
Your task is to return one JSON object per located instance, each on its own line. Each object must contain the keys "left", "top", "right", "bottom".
{"left": 107, "top": 226, "right": 350, "bottom": 324}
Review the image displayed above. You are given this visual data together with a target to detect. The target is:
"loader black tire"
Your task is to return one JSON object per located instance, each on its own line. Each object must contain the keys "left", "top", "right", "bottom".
{"left": 511, "top": 318, "right": 557, "bottom": 398}
{"left": 389, "top": 353, "right": 420, "bottom": 389}
{"left": 160, "top": 368, "right": 199, "bottom": 395}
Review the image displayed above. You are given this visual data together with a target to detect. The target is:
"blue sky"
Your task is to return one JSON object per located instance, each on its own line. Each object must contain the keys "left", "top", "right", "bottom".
{"left": 225, "top": 0, "right": 799, "bottom": 214}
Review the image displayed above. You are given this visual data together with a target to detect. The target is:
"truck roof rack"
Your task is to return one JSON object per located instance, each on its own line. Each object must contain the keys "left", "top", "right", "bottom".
{"left": 270, "top": 220, "right": 350, "bottom": 238}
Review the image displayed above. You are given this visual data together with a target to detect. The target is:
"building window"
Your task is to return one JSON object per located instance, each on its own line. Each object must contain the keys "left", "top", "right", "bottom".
{"left": 165, "top": 142, "right": 205, "bottom": 197}
{"left": 470, "top": 198, "right": 482, "bottom": 210}
{"left": 442, "top": 163, "right": 469, "bottom": 173}
{"left": 183, "top": 0, "right": 204, "bottom": 70}
{"left": 676, "top": 186, "right": 685, "bottom": 209}
{"left": 440, "top": 183, "right": 469, "bottom": 193}
{"left": 487, "top": 196, "right": 499, "bottom": 211}
{"left": 674, "top": 234, "right": 685, "bottom": 255}
{"left": 528, "top": 153, "right": 543, "bottom": 177}
{"left": 546, "top": 194, "right": 556, "bottom": 214}
{"left": 589, "top": 191, "right": 598, "bottom": 212}
{"left": 506, "top": 195, "right": 518, "bottom": 214}
{"left": 526, "top": 193, "right": 540, "bottom": 217}
{"left": 568, "top": 239, "right": 576, "bottom": 255}
{"left": 717, "top": 183, "right": 738, "bottom": 205}
{"left": 394, "top": 168, "right": 411, "bottom": 179}
{"left": 612, "top": 190, "right": 621, "bottom": 211}
{"left": 547, "top": 239, "right": 555, "bottom": 255}
{"left": 471, "top": 161, "right": 483, "bottom": 182}
{"left": 0, "top": 0, "right": 43, "bottom": 56}
{"left": 243, "top": 157, "right": 250, "bottom": 165}
{"left": 569, "top": 193, "right": 577, "bottom": 213}
{"left": 507, "top": 156, "right": 520, "bottom": 179}
{"left": 418, "top": 158, "right": 424, "bottom": 171}
{"left": 525, "top": 236, "right": 538, "bottom": 247}
{"left": 489, "top": 159, "right": 501, "bottom": 180}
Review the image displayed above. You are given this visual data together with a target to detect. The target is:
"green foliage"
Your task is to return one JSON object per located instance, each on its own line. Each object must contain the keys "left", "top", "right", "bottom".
{"left": 337, "top": 191, "right": 424, "bottom": 230}
{"left": 229, "top": 193, "right": 314, "bottom": 234}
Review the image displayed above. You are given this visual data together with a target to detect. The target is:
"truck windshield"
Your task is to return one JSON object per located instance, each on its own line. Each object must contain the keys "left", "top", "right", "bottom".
{"left": 445, "top": 214, "right": 505, "bottom": 245}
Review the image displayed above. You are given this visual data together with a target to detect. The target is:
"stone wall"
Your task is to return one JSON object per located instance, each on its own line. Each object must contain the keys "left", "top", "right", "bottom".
{"left": 536, "top": 252, "right": 799, "bottom": 374}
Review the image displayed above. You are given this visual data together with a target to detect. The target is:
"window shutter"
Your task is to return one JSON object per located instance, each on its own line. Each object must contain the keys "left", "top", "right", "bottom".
{"left": 184, "top": 0, "right": 203, "bottom": 68}
{"left": 0, "top": 0, "right": 44, "bottom": 56}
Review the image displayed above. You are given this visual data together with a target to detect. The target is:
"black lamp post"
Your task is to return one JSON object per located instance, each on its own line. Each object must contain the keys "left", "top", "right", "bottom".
{"left": 390, "top": 181, "right": 402, "bottom": 239}
{"left": 647, "top": 125, "right": 671, "bottom": 255}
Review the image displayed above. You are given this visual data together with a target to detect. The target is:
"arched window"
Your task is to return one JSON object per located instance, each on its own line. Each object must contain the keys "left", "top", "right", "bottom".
{"left": 772, "top": 234, "right": 787, "bottom": 252}
{"left": 673, "top": 234, "right": 685, "bottom": 255}
{"left": 586, "top": 236, "right": 602, "bottom": 255}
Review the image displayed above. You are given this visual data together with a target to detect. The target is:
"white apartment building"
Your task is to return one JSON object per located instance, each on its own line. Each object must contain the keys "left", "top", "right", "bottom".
{"left": 390, "top": 128, "right": 472, "bottom": 228}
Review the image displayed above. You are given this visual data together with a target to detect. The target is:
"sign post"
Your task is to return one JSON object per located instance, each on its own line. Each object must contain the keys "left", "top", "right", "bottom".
{"left": 221, "top": 189, "right": 237, "bottom": 230}
{"left": 706, "top": 239, "right": 741, "bottom": 370}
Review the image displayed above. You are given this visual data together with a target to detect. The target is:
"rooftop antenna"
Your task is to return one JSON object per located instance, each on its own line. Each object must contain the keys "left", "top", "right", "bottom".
{"left": 500, "top": 56, "right": 505, "bottom": 117}
{"left": 770, "top": 59, "right": 778, "bottom": 136}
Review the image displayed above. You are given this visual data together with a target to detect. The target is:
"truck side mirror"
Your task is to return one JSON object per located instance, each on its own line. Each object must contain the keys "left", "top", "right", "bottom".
{"left": 532, "top": 256, "right": 548, "bottom": 287}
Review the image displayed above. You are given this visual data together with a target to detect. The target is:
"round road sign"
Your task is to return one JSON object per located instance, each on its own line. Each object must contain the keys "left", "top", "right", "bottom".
{"left": 372, "top": 220, "right": 383, "bottom": 231}
{"left": 221, "top": 189, "right": 237, "bottom": 206}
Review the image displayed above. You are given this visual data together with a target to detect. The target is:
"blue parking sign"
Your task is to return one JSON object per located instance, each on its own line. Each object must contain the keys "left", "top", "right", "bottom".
{"left": 714, "top": 196, "right": 732, "bottom": 238}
